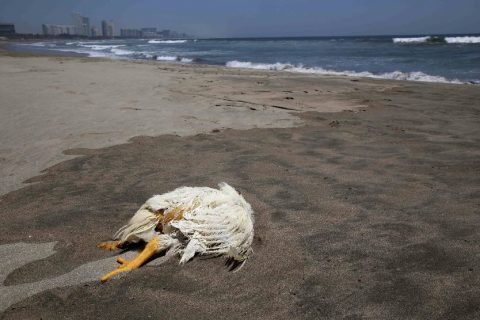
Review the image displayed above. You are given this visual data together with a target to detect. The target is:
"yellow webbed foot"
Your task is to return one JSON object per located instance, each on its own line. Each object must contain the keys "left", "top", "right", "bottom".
{"left": 101, "top": 236, "right": 159, "bottom": 282}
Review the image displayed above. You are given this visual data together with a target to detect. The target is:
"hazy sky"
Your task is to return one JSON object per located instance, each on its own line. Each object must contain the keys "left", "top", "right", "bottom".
{"left": 1, "top": 0, "right": 479, "bottom": 37}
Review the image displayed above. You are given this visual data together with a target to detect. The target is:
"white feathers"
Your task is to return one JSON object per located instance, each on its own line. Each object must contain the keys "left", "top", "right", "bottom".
{"left": 179, "top": 233, "right": 206, "bottom": 265}
{"left": 113, "top": 183, "right": 254, "bottom": 265}
{"left": 113, "top": 208, "right": 157, "bottom": 243}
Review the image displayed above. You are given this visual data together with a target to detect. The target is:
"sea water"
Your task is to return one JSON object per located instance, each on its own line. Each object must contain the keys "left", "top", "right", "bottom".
{"left": 13, "top": 35, "right": 480, "bottom": 84}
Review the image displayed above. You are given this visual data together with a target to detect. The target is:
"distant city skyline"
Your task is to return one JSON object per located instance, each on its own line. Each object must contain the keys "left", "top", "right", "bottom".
{"left": 41, "top": 13, "right": 115, "bottom": 38}
{"left": 0, "top": 0, "right": 479, "bottom": 38}
{"left": 38, "top": 11, "right": 190, "bottom": 39}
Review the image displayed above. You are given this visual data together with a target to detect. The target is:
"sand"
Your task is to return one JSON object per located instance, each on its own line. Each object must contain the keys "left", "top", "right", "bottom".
{"left": 0, "top": 52, "right": 355, "bottom": 196}
{"left": 0, "top": 49, "right": 480, "bottom": 319}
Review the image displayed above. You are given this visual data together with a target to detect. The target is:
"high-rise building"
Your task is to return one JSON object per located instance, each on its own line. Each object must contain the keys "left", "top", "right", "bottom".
{"left": 120, "top": 28, "right": 141, "bottom": 38}
{"left": 158, "top": 29, "right": 171, "bottom": 38}
{"left": 141, "top": 27, "right": 157, "bottom": 38}
{"left": 42, "top": 24, "right": 76, "bottom": 36}
{"left": 101, "top": 20, "right": 115, "bottom": 38}
{"left": 72, "top": 12, "right": 90, "bottom": 36}
{"left": 0, "top": 23, "right": 15, "bottom": 35}
{"left": 91, "top": 27, "right": 99, "bottom": 37}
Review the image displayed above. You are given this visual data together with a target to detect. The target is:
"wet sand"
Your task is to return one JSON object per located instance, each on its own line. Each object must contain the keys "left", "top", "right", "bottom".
{"left": 0, "top": 50, "right": 480, "bottom": 319}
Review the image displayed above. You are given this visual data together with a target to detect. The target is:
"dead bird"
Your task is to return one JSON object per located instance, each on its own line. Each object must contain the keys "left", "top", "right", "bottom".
{"left": 97, "top": 183, "right": 254, "bottom": 282}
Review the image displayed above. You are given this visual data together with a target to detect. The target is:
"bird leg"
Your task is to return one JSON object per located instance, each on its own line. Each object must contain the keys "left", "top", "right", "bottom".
{"left": 101, "top": 236, "right": 160, "bottom": 282}
{"left": 96, "top": 240, "right": 121, "bottom": 251}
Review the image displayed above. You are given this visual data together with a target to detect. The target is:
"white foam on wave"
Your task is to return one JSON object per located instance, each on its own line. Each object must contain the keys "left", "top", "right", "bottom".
{"left": 29, "top": 42, "right": 47, "bottom": 47}
{"left": 156, "top": 55, "right": 177, "bottom": 61}
{"left": 393, "top": 36, "right": 431, "bottom": 43}
{"left": 65, "top": 41, "right": 99, "bottom": 46}
{"left": 57, "top": 47, "right": 156, "bottom": 59}
{"left": 393, "top": 35, "right": 480, "bottom": 44}
{"left": 140, "top": 53, "right": 154, "bottom": 59}
{"left": 23, "top": 42, "right": 57, "bottom": 47}
{"left": 148, "top": 40, "right": 188, "bottom": 44}
{"left": 110, "top": 48, "right": 135, "bottom": 56}
{"left": 445, "top": 36, "right": 480, "bottom": 44}
{"left": 155, "top": 56, "right": 193, "bottom": 63}
{"left": 54, "top": 48, "right": 112, "bottom": 58}
{"left": 80, "top": 44, "right": 126, "bottom": 50}
{"left": 225, "top": 60, "right": 465, "bottom": 84}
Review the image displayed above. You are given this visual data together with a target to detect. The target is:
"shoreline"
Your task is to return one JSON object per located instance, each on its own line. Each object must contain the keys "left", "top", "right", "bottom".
{"left": 4, "top": 40, "right": 478, "bottom": 85}
{"left": 0, "top": 40, "right": 89, "bottom": 58}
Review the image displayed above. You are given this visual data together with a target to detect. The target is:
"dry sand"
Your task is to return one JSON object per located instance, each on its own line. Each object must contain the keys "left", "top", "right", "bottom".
{"left": 0, "top": 53, "right": 355, "bottom": 196}
{"left": 0, "top": 50, "right": 480, "bottom": 319}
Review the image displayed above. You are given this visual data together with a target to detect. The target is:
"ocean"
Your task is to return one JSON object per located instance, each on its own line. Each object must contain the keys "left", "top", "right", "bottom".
{"left": 12, "top": 34, "right": 480, "bottom": 84}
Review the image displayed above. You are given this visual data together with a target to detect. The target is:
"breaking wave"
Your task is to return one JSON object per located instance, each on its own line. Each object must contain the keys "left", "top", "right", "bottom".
{"left": 110, "top": 48, "right": 135, "bottom": 56}
{"left": 49, "top": 47, "right": 193, "bottom": 62}
{"left": 156, "top": 55, "right": 193, "bottom": 63}
{"left": 54, "top": 48, "right": 112, "bottom": 58}
{"left": 80, "top": 44, "right": 126, "bottom": 50}
{"left": 393, "top": 36, "right": 432, "bottom": 44}
{"left": 29, "top": 42, "right": 48, "bottom": 47}
{"left": 155, "top": 55, "right": 177, "bottom": 61}
{"left": 22, "top": 42, "right": 57, "bottom": 47}
{"left": 393, "top": 35, "right": 480, "bottom": 44}
{"left": 445, "top": 36, "right": 480, "bottom": 44}
{"left": 148, "top": 40, "right": 188, "bottom": 44}
{"left": 225, "top": 61, "right": 468, "bottom": 84}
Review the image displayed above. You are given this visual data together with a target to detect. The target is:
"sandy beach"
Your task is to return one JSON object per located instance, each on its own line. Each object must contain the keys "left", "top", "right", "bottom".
{"left": 1, "top": 48, "right": 480, "bottom": 319}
